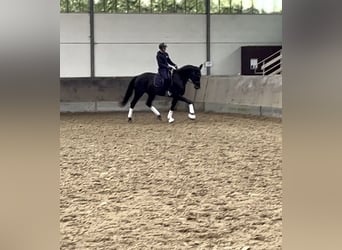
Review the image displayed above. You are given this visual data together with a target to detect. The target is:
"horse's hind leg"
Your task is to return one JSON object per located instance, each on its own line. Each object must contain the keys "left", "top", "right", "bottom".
{"left": 146, "top": 94, "right": 161, "bottom": 120}
{"left": 128, "top": 91, "right": 143, "bottom": 122}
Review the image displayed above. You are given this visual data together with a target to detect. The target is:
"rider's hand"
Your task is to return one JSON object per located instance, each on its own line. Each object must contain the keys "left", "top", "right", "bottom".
{"left": 175, "top": 65, "right": 178, "bottom": 69}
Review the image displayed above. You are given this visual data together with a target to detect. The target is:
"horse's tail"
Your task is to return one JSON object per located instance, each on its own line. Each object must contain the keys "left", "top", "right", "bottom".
{"left": 120, "top": 76, "right": 137, "bottom": 106}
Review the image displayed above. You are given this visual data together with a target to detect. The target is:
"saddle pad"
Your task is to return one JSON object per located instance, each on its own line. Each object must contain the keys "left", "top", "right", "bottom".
{"left": 153, "top": 74, "right": 164, "bottom": 88}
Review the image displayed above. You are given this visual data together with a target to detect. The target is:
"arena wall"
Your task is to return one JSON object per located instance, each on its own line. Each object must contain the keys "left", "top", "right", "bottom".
{"left": 60, "top": 14, "right": 282, "bottom": 77}
{"left": 60, "top": 75, "right": 282, "bottom": 117}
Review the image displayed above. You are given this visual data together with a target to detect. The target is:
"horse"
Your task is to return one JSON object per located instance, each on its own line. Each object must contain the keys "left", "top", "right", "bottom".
{"left": 120, "top": 64, "right": 203, "bottom": 123}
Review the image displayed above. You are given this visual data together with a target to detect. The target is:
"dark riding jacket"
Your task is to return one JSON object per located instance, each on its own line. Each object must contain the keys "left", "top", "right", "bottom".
{"left": 156, "top": 50, "right": 176, "bottom": 80}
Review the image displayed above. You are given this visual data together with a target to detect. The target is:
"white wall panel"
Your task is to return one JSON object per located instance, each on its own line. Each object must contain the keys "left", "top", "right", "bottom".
{"left": 60, "top": 44, "right": 90, "bottom": 77}
{"left": 94, "top": 14, "right": 206, "bottom": 43}
{"left": 95, "top": 44, "right": 156, "bottom": 76}
{"left": 60, "top": 14, "right": 90, "bottom": 43}
{"left": 169, "top": 43, "right": 206, "bottom": 70}
{"left": 95, "top": 43, "right": 206, "bottom": 76}
{"left": 60, "top": 13, "right": 282, "bottom": 76}
{"left": 211, "top": 15, "right": 282, "bottom": 43}
{"left": 211, "top": 44, "right": 242, "bottom": 75}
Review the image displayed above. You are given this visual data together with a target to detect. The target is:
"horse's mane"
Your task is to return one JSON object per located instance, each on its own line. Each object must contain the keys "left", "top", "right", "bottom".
{"left": 177, "top": 65, "right": 198, "bottom": 72}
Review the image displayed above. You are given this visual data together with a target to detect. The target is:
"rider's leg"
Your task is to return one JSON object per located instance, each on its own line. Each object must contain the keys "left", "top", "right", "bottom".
{"left": 166, "top": 78, "right": 172, "bottom": 97}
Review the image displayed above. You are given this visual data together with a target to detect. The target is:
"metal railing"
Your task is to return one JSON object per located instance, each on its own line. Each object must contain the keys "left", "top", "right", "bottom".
{"left": 254, "top": 49, "right": 282, "bottom": 75}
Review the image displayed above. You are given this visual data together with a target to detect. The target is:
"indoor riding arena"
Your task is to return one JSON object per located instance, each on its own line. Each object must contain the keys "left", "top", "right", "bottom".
{"left": 60, "top": 111, "right": 281, "bottom": 249}
{"left": 60, "top": 1, "right": 282, "bottom": 249}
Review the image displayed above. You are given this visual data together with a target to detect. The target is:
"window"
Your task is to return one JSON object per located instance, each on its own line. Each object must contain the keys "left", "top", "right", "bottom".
{"left": 242, "top": 0, "right": 253, "bottom": 14}
{"left": 141, "top": 0, "right": 152, "bottom": 13}
{"left": 128, "top": 0, "right": 140, "bottom": 13}
{"left": 219, "top": 0, "right": 230, "bottom": 14}
{"left": 165, "top": 0, "right": 176, "bottom": 13}
{"left": 60, "top": 0, "right": 89, "bottom": 13}
{"left": 60, "top": 0, "right": 281, "bottom": 14}
{"left": 210, "top": 0, "right": 219, "bottom": 13}
{"left": 175, "top": 0, "right": 185, "bottom": 13}
{"left": 253, "top": 0, "right": 281, "bottom": 14}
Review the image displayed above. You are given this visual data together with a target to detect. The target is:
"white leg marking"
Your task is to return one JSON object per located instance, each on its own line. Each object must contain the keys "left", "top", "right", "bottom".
{"left": 189, "top": 104, "right": 195, "bottom": 114}
{"left": 150, "top": 106, "right": 161, "bottom": 116}
{"left": 167, "top": 110, "right": 173, "bottom": 119}
{"left": 128, "top": 108, "right": 133, "bottom": 118}
{"left": 188, "top": 104, "right": 196, "bottom": 119}
{"left": 167, "top": 110, "right": 175, "bottom": 123}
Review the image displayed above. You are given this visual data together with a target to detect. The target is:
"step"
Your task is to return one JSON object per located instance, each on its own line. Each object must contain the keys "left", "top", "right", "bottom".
{"left": 261, "top": 54, "right": 282, "bottom": 70}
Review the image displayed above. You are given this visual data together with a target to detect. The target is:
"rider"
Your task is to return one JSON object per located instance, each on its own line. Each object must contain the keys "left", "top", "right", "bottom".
{"left": 156, "top": 42, "right": 177, "bottom": 96}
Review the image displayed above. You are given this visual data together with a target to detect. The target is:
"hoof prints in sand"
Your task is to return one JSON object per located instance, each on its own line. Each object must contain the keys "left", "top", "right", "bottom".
{"left": 60, "top": 112, "right": 282, "bottom": 249}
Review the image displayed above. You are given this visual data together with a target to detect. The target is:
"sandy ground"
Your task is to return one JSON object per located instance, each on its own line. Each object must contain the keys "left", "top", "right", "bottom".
{"left": 60, "top": 112, "right": 282, "bottom": 249}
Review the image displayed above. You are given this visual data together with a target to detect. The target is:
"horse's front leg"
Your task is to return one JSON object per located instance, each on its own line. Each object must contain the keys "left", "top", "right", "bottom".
{"left": 167, "top": 96, "right": 178, "bottom": 123}
{"left": 177, "top": 96, "right": 196, "bottom": 120}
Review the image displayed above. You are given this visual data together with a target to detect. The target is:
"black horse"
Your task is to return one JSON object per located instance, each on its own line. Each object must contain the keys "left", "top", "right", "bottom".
{"left": 121, "top": 64, "right": 203, "bottom": 123}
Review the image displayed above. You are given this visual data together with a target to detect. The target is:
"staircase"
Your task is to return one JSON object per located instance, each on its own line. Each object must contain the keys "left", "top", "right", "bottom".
{"left": 254, "top": 49, "right": 282, "bottom": 75}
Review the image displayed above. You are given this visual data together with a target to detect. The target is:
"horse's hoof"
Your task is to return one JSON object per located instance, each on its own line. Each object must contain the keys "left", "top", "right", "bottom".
{"left": 128, "top": 118, "right": 132, "bottom": 123}
{"left": 188, "top": 113, "right": 196, "bottom": 120}
{"left": 168, "top": 117, "right": 175, "bottom": 123}
{"left": 157, "top": 115, "right": 162, "bottom": 121}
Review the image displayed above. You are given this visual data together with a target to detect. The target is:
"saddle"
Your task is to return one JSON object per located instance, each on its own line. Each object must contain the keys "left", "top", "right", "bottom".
{"left": 153, "top": 74, "right": 165, "bottom": 88}
{"left": 153, "top": 69, "right": 174, "bottom": 89}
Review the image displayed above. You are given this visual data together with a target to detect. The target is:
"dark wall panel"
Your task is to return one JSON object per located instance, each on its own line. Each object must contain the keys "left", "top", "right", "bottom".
{"left": 241, "top": 46, "right": 282, "bottom": 75}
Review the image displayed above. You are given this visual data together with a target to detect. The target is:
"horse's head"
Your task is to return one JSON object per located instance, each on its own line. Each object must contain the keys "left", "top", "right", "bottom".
{"left": 188, "top": 64, "right": 203, "bottom": 90}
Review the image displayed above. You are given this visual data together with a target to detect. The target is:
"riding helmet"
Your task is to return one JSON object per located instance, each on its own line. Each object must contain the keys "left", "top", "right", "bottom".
{"left": 159, "top": 43, "right": 167, "bottom": 49}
